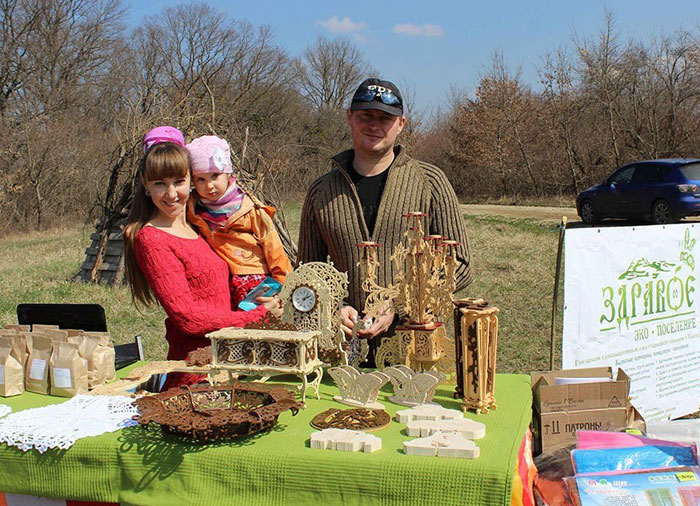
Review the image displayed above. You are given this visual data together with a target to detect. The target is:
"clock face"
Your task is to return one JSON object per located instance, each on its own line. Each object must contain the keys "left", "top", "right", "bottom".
{"left": 292, "top": 285, "right": 317, "bottom": 313}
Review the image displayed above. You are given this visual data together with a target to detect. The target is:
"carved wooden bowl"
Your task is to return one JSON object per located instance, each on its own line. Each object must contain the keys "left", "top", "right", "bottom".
{"left": 132, "top": 382, "right": 302, "bottom": 443}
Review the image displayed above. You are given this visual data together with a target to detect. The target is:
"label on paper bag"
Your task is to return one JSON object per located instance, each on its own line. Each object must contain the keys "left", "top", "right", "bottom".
{"left": 53, "top": 367, "right": 72, "bottom": 388}
{"left": 29, "top": 359, "right": 46, "bottom": 380}
{"left": 0, "top": 364, "right": 4, "bottom": 384}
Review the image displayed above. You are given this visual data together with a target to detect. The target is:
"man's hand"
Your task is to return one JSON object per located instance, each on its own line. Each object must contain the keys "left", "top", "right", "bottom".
{"left": 258, "top": 296, "right": 283, "bottom": 318}
{"left": 340, "top": 305, "right": 359, "bottom": 338}
{"left": 356, "top": 309, "right": 395, "bottom": 340}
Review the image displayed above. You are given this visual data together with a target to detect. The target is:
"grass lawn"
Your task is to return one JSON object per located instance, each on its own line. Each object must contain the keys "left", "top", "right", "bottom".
{"left": 0, "top": 207, "right": 564, "bottom": 375}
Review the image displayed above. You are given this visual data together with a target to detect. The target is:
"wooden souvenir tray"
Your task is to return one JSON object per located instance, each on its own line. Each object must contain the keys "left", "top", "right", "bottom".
{"left": 132, "top": 382, "right": 302, "bottom": 443}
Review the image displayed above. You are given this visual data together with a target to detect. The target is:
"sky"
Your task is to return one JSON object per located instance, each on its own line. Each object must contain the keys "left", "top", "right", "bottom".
{"left": 124, "top": 0, "right": 700, "bottom": 115}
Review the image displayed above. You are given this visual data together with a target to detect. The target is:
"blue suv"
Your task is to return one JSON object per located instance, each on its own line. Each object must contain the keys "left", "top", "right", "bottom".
{"left": 576, "top": 159, "right": 700, "bottom": 225}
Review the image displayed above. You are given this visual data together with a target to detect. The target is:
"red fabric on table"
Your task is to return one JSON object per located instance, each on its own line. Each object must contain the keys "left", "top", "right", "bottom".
{"left": 511, "top": 428, "right": 537, "bottom": 506}
{"left": 0, "top": 493, "right": 118, "bottom": 506}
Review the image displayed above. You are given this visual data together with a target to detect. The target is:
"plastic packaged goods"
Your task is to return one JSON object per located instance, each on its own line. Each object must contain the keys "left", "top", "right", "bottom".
{"left": 576, "top": 430, "right": 698, "bottom": 462}
{"left": 237, "top": 277, "right": 282, "bottom": 311}
{"left": 572, "top": 445, "right": 697, "bottom": 474}
{"left": 564, "top": 466, "right": 700, "bottom": 506}
{"left": 533, "top": 445, "right": 576, "bottom": 506}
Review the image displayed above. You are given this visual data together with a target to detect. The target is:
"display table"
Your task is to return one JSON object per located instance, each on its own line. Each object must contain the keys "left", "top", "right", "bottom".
{"left": 0, "top": 366, "right": 532, "bottom": 506}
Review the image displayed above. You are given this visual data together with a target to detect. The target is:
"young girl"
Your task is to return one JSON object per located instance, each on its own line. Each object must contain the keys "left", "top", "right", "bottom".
{"left": 123, "top": 126, "right": 278, "bottom": 387}
{"left": 186, "top": 135, "right": 292, "bottom": 307}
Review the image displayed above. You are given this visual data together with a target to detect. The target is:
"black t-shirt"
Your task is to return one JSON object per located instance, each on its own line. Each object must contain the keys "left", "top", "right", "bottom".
{"left": 348, "top": 164, "right": 389, "bottom": 236}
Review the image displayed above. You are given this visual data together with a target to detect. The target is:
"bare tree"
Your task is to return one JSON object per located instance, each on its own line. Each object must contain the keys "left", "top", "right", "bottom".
{"left": 540, "top": 47, "right": 587, "bottom": 193}
{"left": 575, "top": 11, "right": 629, "bottom": 167}
{"left": 0, "top": 0, "right": 40, "bottom": 120}
{"left": 295, "top": 36, "right": 376, "bottom": 111}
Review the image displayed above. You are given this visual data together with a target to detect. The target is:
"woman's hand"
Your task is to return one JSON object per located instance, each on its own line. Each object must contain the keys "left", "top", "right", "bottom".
{"left": 257, "top": 296, "right": 283, "bottom": 318}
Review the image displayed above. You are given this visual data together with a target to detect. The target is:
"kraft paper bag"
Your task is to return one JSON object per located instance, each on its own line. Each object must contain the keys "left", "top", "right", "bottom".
{"left": 0, "top": 336, "right": 24, "bottom": 397}
{"left": 70, "top": 335, "right": 106, "bottom": 389}
{"left": 50, "top": 341, "right": 88, "bottom": 397}
{"left": 25, "top": 335, "right": 52, "bottom": 394}
{"left": 32, "top": 329, "right": 68, "bottom": 341}
{"left": 31, "top": 324, "right": 59, "bottom": 332}
{"left": 100, "top": 336, "right": 116, "bottom": 382}
{"left": 10, "top": 333, "right": 29, "bottom": 368}
{"left": 3, "top": 324, "right": 30, "bottom": 333}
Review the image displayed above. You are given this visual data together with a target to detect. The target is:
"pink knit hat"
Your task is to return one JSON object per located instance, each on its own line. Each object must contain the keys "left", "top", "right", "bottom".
{"left": 142, "top": 126, "right": 185, "bottom": 153}
{"left": 186, "top": 135, "right": 234, "bottom": 175}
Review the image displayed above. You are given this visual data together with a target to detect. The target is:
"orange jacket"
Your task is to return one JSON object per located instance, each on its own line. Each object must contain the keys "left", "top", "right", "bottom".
{"left": 187, "top": 194, "right": 292, "bottom": 283}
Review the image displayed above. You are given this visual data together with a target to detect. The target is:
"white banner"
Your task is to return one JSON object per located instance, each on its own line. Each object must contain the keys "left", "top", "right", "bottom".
{"left": 563, "top": 223, "right": 700, "bottom": 422}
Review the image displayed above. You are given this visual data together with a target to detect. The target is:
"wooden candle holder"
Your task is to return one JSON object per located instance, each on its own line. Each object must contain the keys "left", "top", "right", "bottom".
{"left": 358, "top": 213, "right": 458, "bottom": 371}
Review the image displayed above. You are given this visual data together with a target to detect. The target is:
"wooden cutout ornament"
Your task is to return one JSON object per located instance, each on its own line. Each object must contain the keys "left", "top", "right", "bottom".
{"left": 395, "top": 404, "right": 463, "bottom": 424}
{"left": 384, "top": 365, "right": 445, "bottom": 406}
{"left": 310, "top": 428, "right": 382, "bottom": 453}
{"left": 311, "top": 408, "right": 391, "bottom": 431}
{"left": 328, "top": 365, "right": 390, "bottom": 409}
{"left": 406, "top": 418, "right": 486, "bottom": 439}
{"left": 404, "top": 431, "right": 480, "bottom": 459}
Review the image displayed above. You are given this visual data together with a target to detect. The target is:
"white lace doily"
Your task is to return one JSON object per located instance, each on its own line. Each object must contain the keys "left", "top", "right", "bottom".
{"left": 0, "top": 395, "right": 138, "bottom": 453}
{"left": 0, "top": 405, "right": 11, "bottom": 419}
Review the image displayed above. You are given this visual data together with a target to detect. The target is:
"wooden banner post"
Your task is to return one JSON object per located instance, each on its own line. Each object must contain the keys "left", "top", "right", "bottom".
{"left": 550, "top": 216, "right": 567, "bottom": 370}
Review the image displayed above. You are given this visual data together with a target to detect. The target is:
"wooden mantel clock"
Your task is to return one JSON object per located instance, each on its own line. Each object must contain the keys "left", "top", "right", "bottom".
{"left": 278, "top": 260, "right": 353, "bottom": 365}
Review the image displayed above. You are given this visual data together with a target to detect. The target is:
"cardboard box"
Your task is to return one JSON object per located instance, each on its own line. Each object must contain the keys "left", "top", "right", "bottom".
{"left": 533, "top": 407, "right": 631, "bottom": 453}
{"left": 531, "top": 367, "right": 630, "bottom": 414}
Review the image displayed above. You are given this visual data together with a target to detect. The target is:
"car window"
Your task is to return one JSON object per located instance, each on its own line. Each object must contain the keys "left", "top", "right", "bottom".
{"left": 610, "top": 166, "right": 635, "bottom": 185}
{"left": 680, "top": 163, "right": 700, "bottom": 181}
{"left": 632, "top": 165, "right": 662, "bottom": 183}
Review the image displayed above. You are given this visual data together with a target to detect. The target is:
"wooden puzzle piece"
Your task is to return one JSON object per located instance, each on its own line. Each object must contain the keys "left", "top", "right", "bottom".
{"left": 310, "top": 428, "right": 382, "bottom": 453}
{"left": 395, "top": 404, "right": 463, "bottom": 424}
{"left": 404, "top": 431, "right": 480, "bottom": 459}
{"left": 406, "top": 418, "right": 486, "bottom": 439}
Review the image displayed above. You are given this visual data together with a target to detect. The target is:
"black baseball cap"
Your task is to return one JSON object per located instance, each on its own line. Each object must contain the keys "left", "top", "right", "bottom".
{"left": 350, "top": 78, "right": 404, "bottom": 116}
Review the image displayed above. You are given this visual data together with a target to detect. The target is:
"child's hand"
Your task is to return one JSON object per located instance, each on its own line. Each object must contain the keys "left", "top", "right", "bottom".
{"left": 258, "top": 296, "right": 283, "bottom": 318}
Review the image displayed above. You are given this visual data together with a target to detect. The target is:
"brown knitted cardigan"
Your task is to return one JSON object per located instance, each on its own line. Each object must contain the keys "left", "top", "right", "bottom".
{"left": 297, "top": 145, "right": 473, "bottom": 313}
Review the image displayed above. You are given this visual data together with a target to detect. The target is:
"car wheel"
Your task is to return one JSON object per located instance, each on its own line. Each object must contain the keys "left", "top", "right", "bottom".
{"left": 579, "top": 200, "right": 597, "bottom": 225}
{"left": 651, "top": 199, "right": 675, "bottom": 225}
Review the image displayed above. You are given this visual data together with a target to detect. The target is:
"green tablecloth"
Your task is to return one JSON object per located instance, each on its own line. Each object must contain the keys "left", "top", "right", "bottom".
{"left": 0, "top": 368, "right": 531, "bottom": 506}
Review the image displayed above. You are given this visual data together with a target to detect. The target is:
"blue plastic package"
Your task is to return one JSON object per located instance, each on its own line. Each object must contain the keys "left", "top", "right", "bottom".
{"left": 237, "top": 277, "right": 282, "bottom": 311}
{"left": 573, "top": 445, "right": 697, "bottom": 474}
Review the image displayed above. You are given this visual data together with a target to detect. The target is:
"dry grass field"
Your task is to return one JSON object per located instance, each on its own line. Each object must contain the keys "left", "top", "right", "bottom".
{"left": 0, "top": 206, "right": 564, "bottom": 375}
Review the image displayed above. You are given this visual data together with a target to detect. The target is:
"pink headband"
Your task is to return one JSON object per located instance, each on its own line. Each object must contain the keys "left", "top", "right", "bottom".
{"left": 143, "top": 126, "right": 185, "bottom": 153}
{"left": 186, "top": 135, "right": 234, "bottom": 175}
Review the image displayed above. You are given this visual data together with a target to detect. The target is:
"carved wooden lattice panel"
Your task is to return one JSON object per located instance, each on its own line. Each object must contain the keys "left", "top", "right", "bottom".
{"left": 278, "top": 260, "right": 350, "bottom": 362}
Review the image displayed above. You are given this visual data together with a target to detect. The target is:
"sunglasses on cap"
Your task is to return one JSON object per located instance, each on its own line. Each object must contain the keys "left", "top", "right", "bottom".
{"left": 353, "top": 88, "right": 402, "bottom": 107}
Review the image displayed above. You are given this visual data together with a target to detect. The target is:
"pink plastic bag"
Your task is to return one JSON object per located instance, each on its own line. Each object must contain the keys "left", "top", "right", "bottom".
{"left": 577, "top": 430, "right": 697, "bottom": 460}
